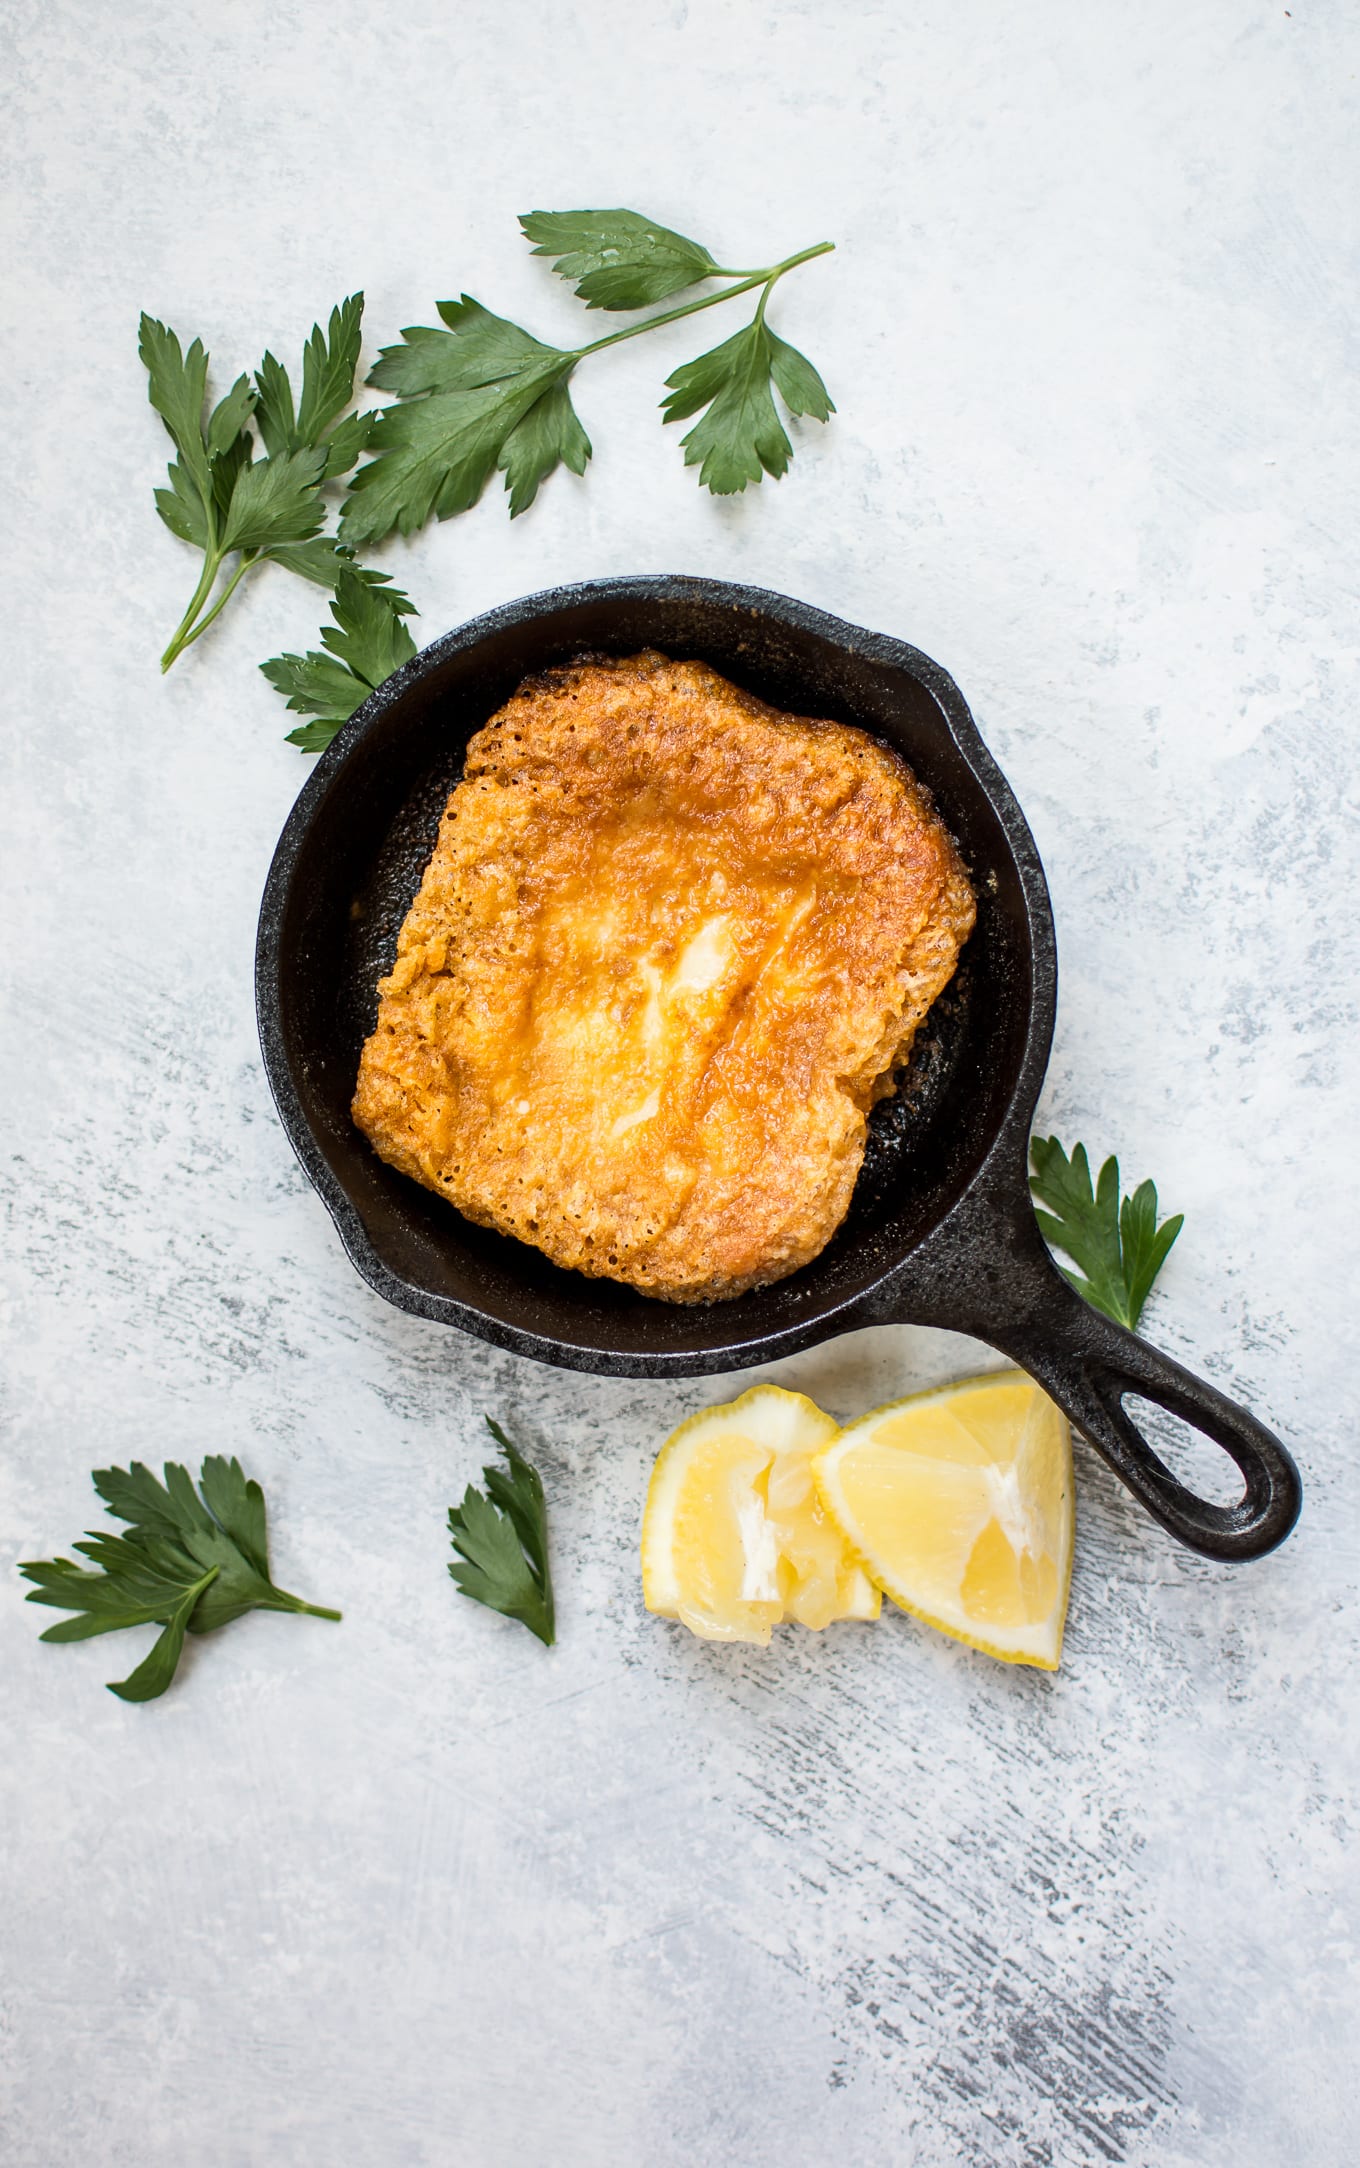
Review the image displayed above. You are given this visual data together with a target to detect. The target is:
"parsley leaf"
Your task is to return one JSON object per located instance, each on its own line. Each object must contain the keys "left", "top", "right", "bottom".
{"left": 217, "top": 445, "right": 329, "bottom": 553}
{"left": 342, "top": 298, "right": 587, "bottom": 542}
{"left": 144, "top": 296, "right": 385, "bottom": 670}
{"left": 153, "top": 455, "right": 211, "bottom": 549}
{"left": 253, "top": 349, "right": 297, "bottom": 456}
{"left": 19, "top": 1456, "right": 340, "bottom": 1702}
{"left": 254, "top": 294, "right": 376, "bottom": 488}
{"left": 262, "top": 568, "right": 419, "bottom": 751}
{"left": 342, "top": 224, "right": 836, "bottom": 534}
{"left": 318, "top": 409, "right": 377, "bottom": 482}
{"left": 660, "top": 316, "right": 834, "bottom": 493}
{"left": 254, "top": 294, "right": 366, "bottom": 460}
{"left": 297, "top": 293, "right": 366, "bottom": 445}
{"left": 368, "top": 296, "right": 561, "bottom": 396}
{"left": 519, "top": 206, "right": 719, "bottom": 310}
{"left": 263, "top": 536, "right": 413, "bottom": 608}
{"left": 447, "top": 1419, "right": 555, "bottom": 1646}
{"left": 498, "top": 377, "right": 592, "bottom": 516}
{"left": 147, "top": 222, "right": 839, "bottom": 677}
{"left": 206, "top": 373, "right": 258, "bottom": 456}
{"left": 1029, "top": 1136, "right": 1185, "bottom": 1332}
{"left": 140, "top": 314, "right": 213, "bottom": 501}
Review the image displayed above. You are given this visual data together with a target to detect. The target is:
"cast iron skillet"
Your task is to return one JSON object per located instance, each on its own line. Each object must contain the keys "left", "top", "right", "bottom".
{"left": 256, "top": 575, "right": 1301, "bottom": 1563}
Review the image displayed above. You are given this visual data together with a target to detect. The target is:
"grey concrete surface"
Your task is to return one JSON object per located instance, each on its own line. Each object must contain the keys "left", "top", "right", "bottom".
{"left": 2, "top": 3, "right": 1357, "bottom": 2162}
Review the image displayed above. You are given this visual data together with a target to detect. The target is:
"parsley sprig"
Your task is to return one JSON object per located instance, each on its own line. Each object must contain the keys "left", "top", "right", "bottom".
{"left": 339, "top": 209, "right": 834, "bottom": 544}
{"left": 20, "top": 1457, "right": 339, "bottom": 1701}
{"left": 447, "top": 1420, "right": 555, "bottom": 1646}
{"left": 142, "top": 297, "right": 399, "bottom": 672}
{"left": 144, "top": 211, "right": 836, "bottom": 681}
{"left": 1030, "top": 1136, "right": 1184, "bottom": 1332}
{"left": 261, "top": 566, "right": 418, "bottom": 752}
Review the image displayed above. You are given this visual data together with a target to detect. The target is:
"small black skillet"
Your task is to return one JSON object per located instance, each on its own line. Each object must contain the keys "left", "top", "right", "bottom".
{"left": 255, "top": 576, "right": 1301, "bottom": 1563}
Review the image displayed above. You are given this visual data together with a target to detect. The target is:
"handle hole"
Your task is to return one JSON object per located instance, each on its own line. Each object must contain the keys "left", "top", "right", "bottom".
{"left": 1121, "top": 1396, "right": 1244, "bottom": 1507}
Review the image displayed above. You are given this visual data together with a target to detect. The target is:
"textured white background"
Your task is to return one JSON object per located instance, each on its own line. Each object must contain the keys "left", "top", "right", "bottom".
{"left": 2, "top": 2, "right": 1357, "bottom": 2162}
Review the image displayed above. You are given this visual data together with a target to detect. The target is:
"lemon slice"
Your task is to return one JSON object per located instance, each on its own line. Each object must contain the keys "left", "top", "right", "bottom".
{"left": 642, "top": 1384, "right": 881, "bottom": 1645}
{"left": 812, "top": 1371, "right": 1074, "bottom": 1669}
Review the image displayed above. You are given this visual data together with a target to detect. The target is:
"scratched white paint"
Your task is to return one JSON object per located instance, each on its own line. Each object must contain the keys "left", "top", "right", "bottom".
{"left": 1, "top": 2, "right": 1357, "bottom": 2162}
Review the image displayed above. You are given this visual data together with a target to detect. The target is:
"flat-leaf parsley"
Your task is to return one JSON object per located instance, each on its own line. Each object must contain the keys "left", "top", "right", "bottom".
{"left": 20, "top": 1457, "right": 340, "bottom": 1702}
{"left": 261, "top": 567, "right": 418, "bottom": 752}
{"left": 341, "top": 208, "right": 834, "bottom": 542}
{"left": 142, "top": 296, "right": 401, "bottom": 671}
{"left": 447, "top": 1420, "right": 555, "bottom": 1647}
{"left": 1029, "top": 1136, "right": 1184, "bottom": 1333}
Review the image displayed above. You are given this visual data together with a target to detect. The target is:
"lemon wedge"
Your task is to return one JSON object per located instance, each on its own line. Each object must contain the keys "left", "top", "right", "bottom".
{"left": 642, "top": 1384, "right": 881, "bottom": 1644}
{"left": 812, "top": 1371, "right": 1074, "bottom": 1669}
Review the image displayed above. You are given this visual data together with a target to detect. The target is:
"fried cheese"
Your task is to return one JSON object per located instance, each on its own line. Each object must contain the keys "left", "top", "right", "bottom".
{"left": 352, "top": 652, "right": 976, "bottom": 1302}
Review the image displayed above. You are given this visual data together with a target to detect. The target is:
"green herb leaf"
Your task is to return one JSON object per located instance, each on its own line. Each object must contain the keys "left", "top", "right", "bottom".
{"left": 263, "top": 535, "right": 414, "bottom": 609}
{"left": 197, "top": 1453, "right": 271, "bottom": 1579}
{"left": 147, "top": 232, "right": 837, "bottom": 673}
{"left": 1117, "top": 1179, "right": 1187, "bottom": 1330}
{"left": 348, "top": 298, "right": 589, "bottom": 532}
{"left": 139, "top": 314, "right": 211, "bottom": 498}
{"left": 343, "top": 307, "right": 577, "bottom": 545}
{"left": 253, "top": 349, "right": 298, "bottom": 458}
{"left": 262, "top": 567, "right": 419, "bottom": 751}
{"left": 206, "top": 374, "right": 257, "bottom": 457}
{"left": 256, "top": 403, "right": 374, "bottom": 486}
{"left": 447, "top": 1419, "right": 555, "bottom": 1646}
{"left": 217, "top": 446, "right": 328, "bottom": 554}
{"left": 320, "top": 408, "right": 377, "bottom": 481}
{"left": 209, "top": 431, "right": 254, "bottom": 522}
{"left": 519, "top": 206, "right": 719, "bottom": 310}
{"left": 109, "top": 1578, "right": 215, "bottom": 1704}
{"left": 316, "top": 566, "right": 419, "bottom": 686}
{"left": 660, "top": 316, "right": 833, "bottom": 494}
{"left": 370, "top": 296, "right": 561, "bottom": 396}
{"left": 339, "top": 228, "right": 833, "bottom": 541}
{"left": 766, "top": 328, "right": 835, "bottom": 423}
{"left": 296, "top": 293, "right": 365, "bottom": 444}
{"left": 274, "top": 698, "right": 367, "bottom": 755}
{"left": 154, "top": 458, "right": 211, "bottom": 548}
{"left": 1029, "top": 1136, "right": 1184, "bottom": 1333}
{"left": 254, "top": 294, "right": 367, "bottom": 457}
{"left": 19, "top": 1456, "right": 340, "bottom": 1701}
{"left": 340, "top": 379, "right": 547, "bottom": 541}
{"left": 146, "top": 297, "right": 373, "bottom": 671}
{"left": 498, "top": 377, "right": 592, "bottom": 516}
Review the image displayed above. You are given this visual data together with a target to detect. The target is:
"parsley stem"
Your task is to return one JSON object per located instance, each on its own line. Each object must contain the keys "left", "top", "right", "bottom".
{"left": 569, "top": 240, "right": 834, "bottom": 361}
{"left": 264, "top": 1592, "right": 343, "bottom": 1620}
{"left": 160, "top": 549, "right": 225, "bottom": 672}
{"left": 161, "top": 552, "right": 263, "bottom": 672}
{"left": 174, "top": 554, "right": 259, "bottom": 653}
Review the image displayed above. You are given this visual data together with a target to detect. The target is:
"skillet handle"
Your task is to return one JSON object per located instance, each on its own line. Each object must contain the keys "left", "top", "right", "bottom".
{"left": 994, "top": 1277, "right": 1301, "bottom": 1561}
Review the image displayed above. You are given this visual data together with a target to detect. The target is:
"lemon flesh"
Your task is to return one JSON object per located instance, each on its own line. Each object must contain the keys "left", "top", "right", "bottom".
{"left": 812, "top": 1372, "right": 1073, "bottom": 1669}
{"left": 642, "top": 1384, "right": 881, "bottom": 1645}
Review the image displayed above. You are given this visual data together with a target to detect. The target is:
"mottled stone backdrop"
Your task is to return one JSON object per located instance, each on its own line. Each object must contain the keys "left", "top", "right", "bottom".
{"left": 2, "top": 2, "right": 1356, "bottom": 2162}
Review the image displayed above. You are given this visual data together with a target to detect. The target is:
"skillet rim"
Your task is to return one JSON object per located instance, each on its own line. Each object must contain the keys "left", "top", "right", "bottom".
{"left": 254, "top": 573, "right": 1057, "bottom": 1375}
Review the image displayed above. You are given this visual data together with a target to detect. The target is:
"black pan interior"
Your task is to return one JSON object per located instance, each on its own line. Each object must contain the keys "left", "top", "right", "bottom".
{"left": 266, "top": 581, "right": 1038, "bottom": 1362}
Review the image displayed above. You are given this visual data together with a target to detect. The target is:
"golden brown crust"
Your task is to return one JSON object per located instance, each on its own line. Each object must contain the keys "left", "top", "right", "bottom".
{"left": 352, "top": 652, "right": 976, "bottom": 1302}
